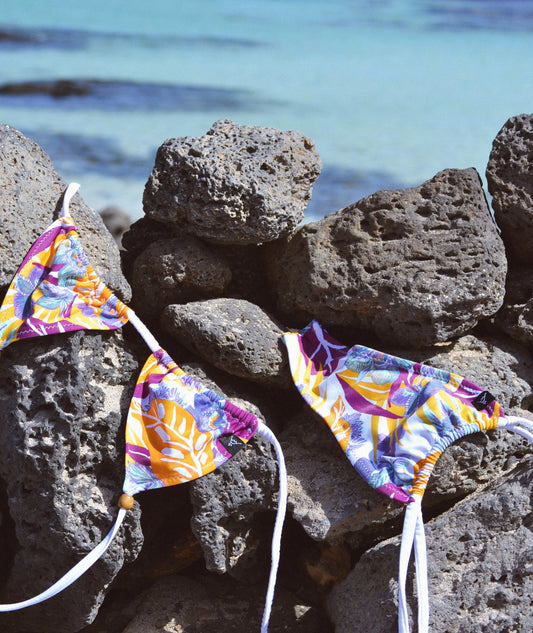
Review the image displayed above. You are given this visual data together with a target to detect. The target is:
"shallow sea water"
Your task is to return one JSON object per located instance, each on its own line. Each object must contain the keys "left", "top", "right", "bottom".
{"left": 0, "top": 0, "right": 532, "bottom": 221}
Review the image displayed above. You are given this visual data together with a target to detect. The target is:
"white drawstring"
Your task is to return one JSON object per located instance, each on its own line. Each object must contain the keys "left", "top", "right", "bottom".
{"left": 413, "top": 502, "right": 429, "bottom": 633}
{"left": 256, "top": 421, "right": 287, "bottom": 633}
{"left": 503, "top": 415, "right": 533, "bottom": 444}
{"left": 0, "top": 508, "right": 127, "bottom": 611}
{"left": 398, "top": 497, "right": 429, "bottom": 633}
{"left": 126, "top": 309, "right": 162, "bottom": 354}
{"left": 61, "top": 182, "right": 80, "bottom": 217}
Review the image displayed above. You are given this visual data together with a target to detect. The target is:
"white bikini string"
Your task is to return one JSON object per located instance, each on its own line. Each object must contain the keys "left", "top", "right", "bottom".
{"left": 398, "top": 497, "right": 428, "bottom": 633}
{"left": 62, "top": 182, "right": 81, "bottom": 217}
{"left": 413, "top": 502, "right": 429, "bottom": 633}
{"left": 503, "top": 415, "right": 533, "bottom": 444}
{"left": 126, "top": 309, "right": 162, "bottom": 354}
{"left": 0, "top": 508, "right": 127, "bottom": 612}
{"left": 256, "top": 421, "right": 288, "bottom": 633}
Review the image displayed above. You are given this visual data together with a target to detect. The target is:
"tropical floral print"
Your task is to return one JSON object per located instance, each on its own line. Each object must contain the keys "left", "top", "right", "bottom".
{"left": 283, "top": 321, "right": 504, "bottom": 503}
{"left": 0, "top": 215, "right": 129, "bottom": 351}
{"left": 123, "top": 348, "right": 258, "bottom": 496}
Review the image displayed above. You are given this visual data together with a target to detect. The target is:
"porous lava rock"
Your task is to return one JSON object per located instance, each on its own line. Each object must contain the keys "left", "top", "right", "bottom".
{"left": 266, "top": 168, "right": 506, "bottom": 346}
{"left": 143, "top": 119, "right": 322, "bottom": 244}
{"left": 130, "top": 237, "right": 232, "bottom": 320}
{"left": 327, "top": 456, "right": 533, "bottom": 633}
{"left": 0, "top": 124, "right": 130, "bottom": 301}
{"left": 486, "top": 113, "right": 533, "bottom": 264}
{"left": 162, "top": 298, "right": 291, "bottom": 387}
{"left": 0, "top": 331, "right": 143, "bottom": 633}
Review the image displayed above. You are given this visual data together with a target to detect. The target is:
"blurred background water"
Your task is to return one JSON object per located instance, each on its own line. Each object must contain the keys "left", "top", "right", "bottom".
{"left": 0, "top": 0, "right": 532, "bottom": 221}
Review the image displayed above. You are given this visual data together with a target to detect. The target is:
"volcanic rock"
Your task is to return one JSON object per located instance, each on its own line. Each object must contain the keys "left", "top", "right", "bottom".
{"left": 266, "top": 168, "right": 506, "bottom": 346}
{"left": 143, "top": 119, "right": 322, "bottom": 244}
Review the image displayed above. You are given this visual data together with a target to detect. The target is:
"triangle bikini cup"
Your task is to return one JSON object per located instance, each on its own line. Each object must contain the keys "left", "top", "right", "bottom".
{"left": 283, "top": 320, "right": 533, "bottom": 633}
{"left": 0, "top": 183, "right": 287, "bottom": 633}
{"left": 1, "top": 185, "right": 532, "bottom": 632}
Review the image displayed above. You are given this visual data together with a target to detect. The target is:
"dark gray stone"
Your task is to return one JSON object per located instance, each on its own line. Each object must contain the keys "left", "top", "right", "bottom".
{"left": 120, "top": 571, "right": 332, "bottom": 633}
{"left": 327, "top": 456, "right": 533, "bottom": 633}
{"left": 496, "top": 300, "right": 533, "bottom": 345}
{"left": 143, "top": 119, "right": 322, "bottom": 245}
{"left": 491, "top": 265, "right": 533, "bottom": 345}
{"left": 0, "top": 330, "right": 143, "bottom": 633}
{"left": 190, "top": 433, "right": 279, "bottom": 576}
{"left": 130, "top": 238, "right": 232, "bottom": 320}
{"left": 99, "top": 206, "right": 131, "bottom": 248}
{"left": 486, "top": 113, "right": 533, "bottom": 264}
{"left": 162, "top": 299, "right": 291, "bottom": 388}
{"left": 0, "top": 124, "right": 131, "bottom": 301}
{"left": 266, "top": 168, "right": 507, "bottom": 347}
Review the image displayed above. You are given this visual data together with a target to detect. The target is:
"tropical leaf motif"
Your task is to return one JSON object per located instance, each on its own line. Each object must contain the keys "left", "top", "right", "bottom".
{"left": 283, "top": 320, "right": 505, "bottom": 504}
{"left": 123, "top": 349, "right": 258, "bottom": 496}
{"left": 0, "top": 215, "right": 129, "bottom": 352}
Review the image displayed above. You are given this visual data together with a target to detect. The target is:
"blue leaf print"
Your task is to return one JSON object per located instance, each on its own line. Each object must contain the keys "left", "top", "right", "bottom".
{"left": 13, "top": 266, "right": 46, "bottom": 318}
{"left": 125, "top": 463, "right": 162, "bottom": 494}
{"left": 345, "top": 347, "right": 376, "bottom": 373}
{"left": 368, "top": 467, "right": 392, "bottom": 489}
{"left": 55, "top": 237, "right": 88, "bottom": 286}
{"left": 37, "top": 281, "right": 76, "bottom": 316}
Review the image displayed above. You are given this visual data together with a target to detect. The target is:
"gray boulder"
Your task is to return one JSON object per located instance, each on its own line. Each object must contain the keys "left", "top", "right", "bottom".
{"left": 486, "top": 113, "right": 533, "bottom": 264}
{"left": 492, "top": 265, "right": 533, "bottom": 345}
{"left": 266, "top": 168, "right": 507, "bottom": 347}
{"left": 0, "top": 330, "right": 143, "bottom": 633}
{"left": 189, "top": 433, "right": 280, "bottom": 578}
{"left": 327, "top": 456, "right": 533, "bottom": 633}
{"left": 0, "top": 124, "right": 131, "bottom": 301}
{"left": 143, "top": 119, "right": 322, "bottom": 245}
{"left": 130, "top": 237, "right": 232, "bottom": 320}
{"left": 162, "top": 299, "right": 291, "bottom": 387}
{"left": 119, "top": 571, "right": 331, "bottom": 633}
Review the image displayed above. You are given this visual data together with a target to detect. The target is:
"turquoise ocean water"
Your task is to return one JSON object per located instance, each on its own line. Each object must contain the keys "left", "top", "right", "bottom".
{"left": 1, "top": 0, "right": 532, "bottom": 221}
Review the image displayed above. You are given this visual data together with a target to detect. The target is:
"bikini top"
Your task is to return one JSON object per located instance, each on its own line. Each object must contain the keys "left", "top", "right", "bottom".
{"left": 0, "top": 184, "right": 287, "bottom": 633}
{"left": 283, "top": 320, "right": 533, "bottom": 633}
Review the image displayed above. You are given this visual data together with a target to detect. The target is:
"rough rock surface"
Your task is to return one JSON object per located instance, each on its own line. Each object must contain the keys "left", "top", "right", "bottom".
{"left": 190, "top": 432, "right": 279, "bottom": 577}
{"left": 162, "top": 299, "right": 291, "bottom": 387}
{"left": 120, "top": 572, "right": 332, "bottom": 633}
{"left": 0, "top": 124, "right": 131, "bottom": 301}
{"left": 0, "top": 330, "right": 143, "bottom": 633}
{"left": 130, "top": 238, "right": 232, "bottom": 320}
{"left": 496, "top": 300, "right": 533, "bottom": 345}
{"left": 143, "top": 119, "right": 322, "bottom": 244}
{"left": 327, "top": 456, "right": 533, "bottom": 633}
{"left": 486, "top": 113, "right": 533, "bottom": 264}
{"left": 266, "top": 168, "right": 507, "bottom": 346}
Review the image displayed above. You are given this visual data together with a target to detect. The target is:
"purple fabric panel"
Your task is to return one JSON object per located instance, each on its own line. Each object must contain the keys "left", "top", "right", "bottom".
{"left": 376, "top": 482, "right": 412, "bottom": 504}
{"left": 126, "top": 443, "right": 151, "bottom": 467}
{"left": 339, "top": 374, "right": 400, "bottom": 420}
{"left": 298, "top": 321, "right": 350, "bottom": 375}
{"left": 224, "top": 400, "right": 258, "bottom": 440}
{"left": 18, "top": 221, "right": 65, "bottom": 269}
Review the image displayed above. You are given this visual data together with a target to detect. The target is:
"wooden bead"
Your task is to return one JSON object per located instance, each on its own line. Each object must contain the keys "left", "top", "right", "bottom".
{"left": 118, "top": 494, "right": 135, "bottom": 510}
